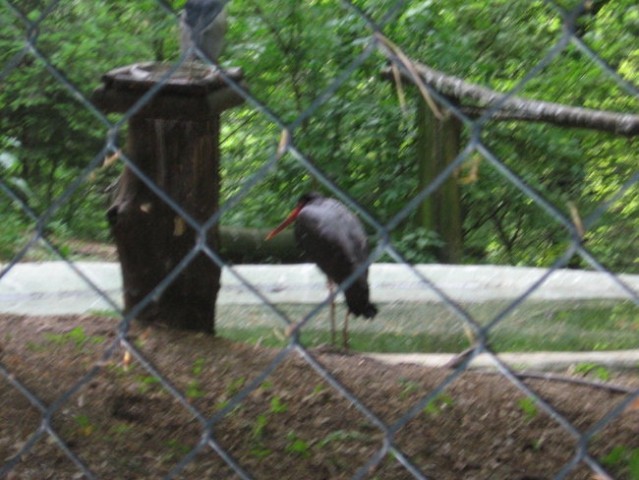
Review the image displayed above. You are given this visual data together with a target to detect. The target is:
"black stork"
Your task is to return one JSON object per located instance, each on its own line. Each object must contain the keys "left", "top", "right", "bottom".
{"left": 265, "top": 192, "right": 377, "bottom": 349}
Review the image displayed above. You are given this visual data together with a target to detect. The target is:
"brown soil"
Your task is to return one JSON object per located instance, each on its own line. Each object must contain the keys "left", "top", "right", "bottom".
{"left": 1, "top": 314, "right": 638, "bottom": 479}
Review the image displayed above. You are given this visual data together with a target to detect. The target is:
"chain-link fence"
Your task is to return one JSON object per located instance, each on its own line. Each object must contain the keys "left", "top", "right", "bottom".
{"left": 1, "top": 0, "right": 639, "bottom": 478}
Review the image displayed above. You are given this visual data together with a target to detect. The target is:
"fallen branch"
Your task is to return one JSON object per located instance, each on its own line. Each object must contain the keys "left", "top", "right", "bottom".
{"left": 380, "top": 61, "right": 639, "bottom": 136}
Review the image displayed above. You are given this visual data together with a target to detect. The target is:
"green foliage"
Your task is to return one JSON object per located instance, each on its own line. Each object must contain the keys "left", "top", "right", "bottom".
{"left": 252, "top": 413, "right": 269, "bottom": 440}
{"left": 1, "top": 1, "right": 636, "bottom": 271}
{"left": 248, "top": 394, "right": 292, "bottom": 459}
{"left": 43, "top": 326, "right": 105, "bottom": 348}
{"left": 573, "top": 363, "right": 610, "bottom": 381}
{"left": 73, "top": 414, "right": 95, "bottom": 436}
{"left": 517, "top": 397, "right": 539, "bottom": 422}
{"left": 285, "top": 431, "right": 311, "bottom": 458}
{"left": 186, "top": 380, "right": 204, "bottom": 399}
{"left": 219, "top": 298, "right": 639, "bottom": 353}
{"left": 136, "top": 375, "right": 162, "bottom": 394}
{"left": 269, "top": 396, "right": 288, "bottom": 414}
{"left": 318, "top": 430, "right": 371, "bottom": 448}
{"left": 423, "top": 393, "right": 454, "bottom": 416}
{"left": 601, "top": 445, "right": 639, "bottom": 479}
{"left": 398, "top": 377, "right": 420, "bottom": 399}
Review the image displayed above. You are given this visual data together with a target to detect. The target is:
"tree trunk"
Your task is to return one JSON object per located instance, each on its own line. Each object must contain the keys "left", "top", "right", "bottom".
{"left": 94, "top": 62, "right": 245, "bottom": 333}
{"left": 108, "top": 117, "right": 221, "bottom": 332}
{"left": 415, "top": 100, "right": 463, "bottom": 263}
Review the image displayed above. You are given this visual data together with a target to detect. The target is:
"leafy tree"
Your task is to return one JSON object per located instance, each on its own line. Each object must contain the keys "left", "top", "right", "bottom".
{"left": 0, "top": 0, "right": 636, "bottom": 272}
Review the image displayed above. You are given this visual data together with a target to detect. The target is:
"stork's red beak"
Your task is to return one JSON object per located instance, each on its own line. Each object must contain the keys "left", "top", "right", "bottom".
{"left": 265, "top": 204, "right": 303, "bottom": 240}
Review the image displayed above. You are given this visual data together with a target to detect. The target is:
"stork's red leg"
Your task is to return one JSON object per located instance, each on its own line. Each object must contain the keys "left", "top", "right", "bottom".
{"left": 342, "top": 311, "right": 350, "bottom": 350}
{"left": 328, "top": 280, "right": 336, "bottom": 345}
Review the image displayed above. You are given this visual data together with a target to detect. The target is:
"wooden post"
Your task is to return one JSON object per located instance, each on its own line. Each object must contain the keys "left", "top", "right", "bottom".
{"left": 415, "top": 99, "right": 463, "bottom": 263}
{"left": 93, "top": 63, "right": 245, "bottom": 333}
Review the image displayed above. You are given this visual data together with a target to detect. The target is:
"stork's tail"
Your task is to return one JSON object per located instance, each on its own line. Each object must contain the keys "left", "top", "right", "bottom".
{"left": 357, "top": 302, "right": 378, "bottom": 319}
{"left": 345, "top": 284, "right": 378, "bottom": 319}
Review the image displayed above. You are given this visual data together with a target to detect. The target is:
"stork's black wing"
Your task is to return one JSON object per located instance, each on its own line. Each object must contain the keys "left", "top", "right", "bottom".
{"left": 294, "top": 197, "right": 377, "bottom": 318}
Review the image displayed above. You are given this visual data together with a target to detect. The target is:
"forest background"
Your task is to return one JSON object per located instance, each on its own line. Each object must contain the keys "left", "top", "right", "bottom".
{"left": 1, "top": 0, "right": 637, "bottom": 272}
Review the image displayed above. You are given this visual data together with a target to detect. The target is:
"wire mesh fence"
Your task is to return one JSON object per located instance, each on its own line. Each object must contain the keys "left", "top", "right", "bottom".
{"left": 1, "top": 0, "right": 639, "bottom": 478}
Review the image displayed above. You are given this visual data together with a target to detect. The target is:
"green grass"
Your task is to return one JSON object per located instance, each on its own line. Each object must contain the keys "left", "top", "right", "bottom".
{"left": 92, "top": 299, "right": 638, "bottom": 353}
{"left": 216, "top": 300, "right": 639, "bottom": 353}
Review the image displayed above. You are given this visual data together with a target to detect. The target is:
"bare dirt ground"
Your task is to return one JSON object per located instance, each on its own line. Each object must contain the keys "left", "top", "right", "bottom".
{"left": 1, "top": 313, "right": 639, "bottom": 479}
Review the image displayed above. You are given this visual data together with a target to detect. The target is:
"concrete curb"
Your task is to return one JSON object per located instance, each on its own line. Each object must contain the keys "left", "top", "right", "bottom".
{"left": 1, "top": 261, "right": 638, "bottom": 315}
{"left": 367, "top": 350, "right": 639, "bottom": 371}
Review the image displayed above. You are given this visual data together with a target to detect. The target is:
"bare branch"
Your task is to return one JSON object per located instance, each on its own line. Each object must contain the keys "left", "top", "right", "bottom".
{"left": 381, "top": 62, "right": 639, "bottom": 136}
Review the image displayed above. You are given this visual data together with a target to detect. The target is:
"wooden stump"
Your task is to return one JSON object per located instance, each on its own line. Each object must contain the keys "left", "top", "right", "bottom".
{"left": 93, "top": 63, "right": 245, "bottom": 333}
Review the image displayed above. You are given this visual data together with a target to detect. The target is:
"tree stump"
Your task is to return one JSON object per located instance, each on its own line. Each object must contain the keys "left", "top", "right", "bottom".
{"left": 93, "top": 63, "right": 245, "bottom": 333}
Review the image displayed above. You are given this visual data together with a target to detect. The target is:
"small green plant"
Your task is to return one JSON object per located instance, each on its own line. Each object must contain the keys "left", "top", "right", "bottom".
{"left": 318, "top": 430, "right": 371, "bottom": 448}
{"left": 252, "top": 414, "right": 268, "bottom": 440}
{"left": 226, "top": 376, "right": 246, "bottom": 397}
{"left": 312, "top": 384, "right": 324, "bottom": 395}
{"left": 423, "top": 393, "right": 454, "bottom": 416}
{"left": 191, "top": 357, "right": 206, "bottom": 376}
{"left": 249, "top": 414, "right": 272, "bottom": 459}
{"left": 260, "top": 380, "right": 274, "bottom": 390}
{"left": 73, "top": 414, "right": 94, "bottom": 436}
{"left": 601, "top": 445, "right": 639, "bottom": 479}
{"left": 44, "top": 326, "right": 104, "bottom": 348}
{"left": 398, "top": 377, "right": 420, "bottom": 399}
{"left": 270, "top": 396, "right": 288, "bottom": 414}
{"left": 573, "top": 362, "right": 610, "bottom": 381}
{"left": 109, "top": 422, "right": 132, "bottom": 436}
{"left": 164, "top": 439, "right": 191, "bottom": 462}
{"left": 285, "top": 431, "right": 311, "bottom": 458}
{"left": 135, "top": 374, "right": 162, "bottom": 394}
{"left": 250, "top": 445, "right": 272, "bottom": 459}
{"left": 26, "top": 341, "right": 47, "bottom": 352}
{"left": 183, "top": 358, "right": 208, "bottom": 399}
{"left": 531, "top": 437, "right": 545, "bottom": 452}
{"left": 517, "top": 397, "right": 539, "bottom": 421}
{"left": 186, "top": 380, "right": 204, "bottom": 400}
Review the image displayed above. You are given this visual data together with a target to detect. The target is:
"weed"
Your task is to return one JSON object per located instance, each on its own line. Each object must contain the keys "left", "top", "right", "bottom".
{"left": 164, "top": 439, "right": 191, "bottom": 462}
{"left": 226, "top": 376, "right": 246, "bottom": 397}
{"left": 285, "top": 431, "right": 311, "bottom": 458}
{"left": 517, "top": 397, "right": 538, "bottom": 421}
{"left": 250, "top": 445, "right": 272, "bottom": 458}
{"left": 109, "top": 423, "right": 132, "bottom": 436}
{"left": 252, "top": 414, "right": 268, "bottom": 440}
{"left": 74, "top": 414, "right": 94, "bottom": 436}
{"left": 423, "top": 393, "right": 454, "bottom": 416}
{"left": 573, "top": 362, "right": 610, "bottom": 381}
{"left": 601, "top": 445, "right": 639, "bottom": 479}
{"left": 191, "top": 357, "right": 206, "bottom": 376}
{"left": 398, "top": 377, "right": 419, "bottom": 399}
{"left": 26, "top": 341, "right": 47, "bottom": 352}
{"left": 135, "top": 375, "right": 161, "bottom": 394}
{"left": 186, "top": 380, "right": 204, "bottom": 400}
{"left": 318, "top": 430, "right": 371, "bottom": 448}
{"left": 249, "top": 414, "right": 273, "bottom": 459}
{"left": 43, "top": 326, "right": 104, "bottom": 348}
{"left": 270, "top": 396, "right": 288, "bottom": 414}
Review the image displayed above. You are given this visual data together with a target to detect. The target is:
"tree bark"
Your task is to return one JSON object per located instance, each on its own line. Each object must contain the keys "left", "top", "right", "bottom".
{"left": 382, "top": 62, "right": 639, "bottom": 136}
{"left": 415, "top": 100, "right": 463, "bottom": 263}
{"left": 107, "top": 117, "right": 221, "bottom": 332}
{"left": 95, "top": 62, "right": 245, "bottom": 333}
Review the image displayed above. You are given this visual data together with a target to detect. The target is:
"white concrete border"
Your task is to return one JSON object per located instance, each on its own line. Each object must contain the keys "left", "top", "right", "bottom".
{"left": 1, "top": 262, "right": 638, "bottom": 315}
